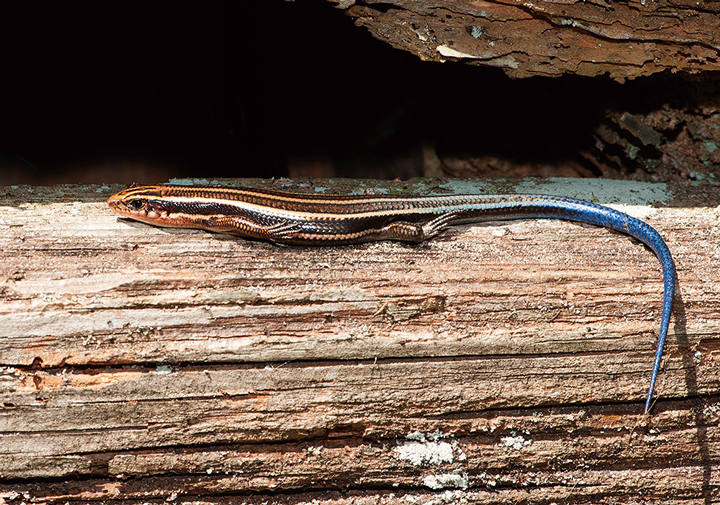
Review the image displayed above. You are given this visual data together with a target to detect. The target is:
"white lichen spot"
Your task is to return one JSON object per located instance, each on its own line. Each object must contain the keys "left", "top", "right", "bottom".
{"left": 500, "top": 431, "right": 532, "bottom": 450}
{"left": 469, "top": 26, "right": 484, "bottom": 39}
{"left": 395, "top": 439, "right": 454, "bottom": 466}
{"left": 406, "top": 431, "right": 428, "bottom": 442}
{"left": 422, "top": 470, "right": 469, "bottom": 490}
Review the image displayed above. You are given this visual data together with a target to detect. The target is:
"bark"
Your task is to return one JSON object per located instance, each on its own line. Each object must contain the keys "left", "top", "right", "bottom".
{"left": 335, "top": 0, "right": 720, "bottom": 80}
{"left": 0, "top": 178, "right": 718, "bottom": 503}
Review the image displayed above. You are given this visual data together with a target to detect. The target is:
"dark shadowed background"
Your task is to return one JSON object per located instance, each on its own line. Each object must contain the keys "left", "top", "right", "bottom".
{"left": 0, "top": 1, "right": 711, "bottom": 185}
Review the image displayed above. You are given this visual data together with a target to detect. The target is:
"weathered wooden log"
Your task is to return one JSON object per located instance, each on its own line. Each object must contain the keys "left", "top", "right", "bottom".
{"left": 0, "top": 178, "right": 718, "bottom": 503}
{"left": 335, "top": 0, "right": 720, "bottom": 80}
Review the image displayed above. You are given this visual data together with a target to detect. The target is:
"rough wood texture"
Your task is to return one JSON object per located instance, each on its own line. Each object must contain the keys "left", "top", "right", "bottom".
{"left": 336, "top": 0, "right": 720, "bottom": 80}
{"left": 1, "top": 178, "right": 719, "bottom": 503}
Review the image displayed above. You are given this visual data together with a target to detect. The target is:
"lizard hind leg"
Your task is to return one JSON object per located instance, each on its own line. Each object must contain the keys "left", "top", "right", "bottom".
{"left": 378, "top": 212, "right": 461, "bottom": 243}
{"left": 376, "top": 221, "right": 426, "bottom": 242}
{"left": 420, "top": 211, "right": 465, "bottom": 240}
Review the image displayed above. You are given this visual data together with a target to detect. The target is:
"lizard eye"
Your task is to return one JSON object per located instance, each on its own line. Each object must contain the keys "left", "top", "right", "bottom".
{"left": 126, "top": 199, "right": 145, "bottom": 211}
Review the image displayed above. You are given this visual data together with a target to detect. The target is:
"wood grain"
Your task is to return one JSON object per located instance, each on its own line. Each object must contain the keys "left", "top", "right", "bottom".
{"left": 0, "top": 178, "right": 718, "bottom": 503}
{"left": 338, "top": 0, "right": 720, "bottom": 80}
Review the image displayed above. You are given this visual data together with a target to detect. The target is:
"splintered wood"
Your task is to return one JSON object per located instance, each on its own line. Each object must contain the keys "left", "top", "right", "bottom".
{"left": 340, "top": 0, "right": 720, "bottom": 80}
{"left": 0, "top": 179, "right": 718, "bottom": 503}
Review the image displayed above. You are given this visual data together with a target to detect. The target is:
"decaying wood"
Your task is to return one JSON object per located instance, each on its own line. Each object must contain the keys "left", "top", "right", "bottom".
{"left": 335, "top": 0, "right": 720, "bottom": 80}
{"left": 0, "top": 178, "right": 719, "bottom": 503}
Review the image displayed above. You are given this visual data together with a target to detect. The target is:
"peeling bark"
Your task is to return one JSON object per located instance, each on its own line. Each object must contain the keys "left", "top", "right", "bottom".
{"left": 334, "top": 0, "right": 720, "bottom": 80}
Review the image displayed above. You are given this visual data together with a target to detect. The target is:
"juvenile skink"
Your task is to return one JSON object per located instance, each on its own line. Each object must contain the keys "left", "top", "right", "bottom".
{"left": 108, "top": 183, "right": 675, "bottom": 413}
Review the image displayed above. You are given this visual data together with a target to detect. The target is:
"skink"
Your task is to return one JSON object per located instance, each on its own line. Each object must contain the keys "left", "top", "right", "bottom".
{"left": 108, "top": 183, "right": 675, "bottom": 414}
